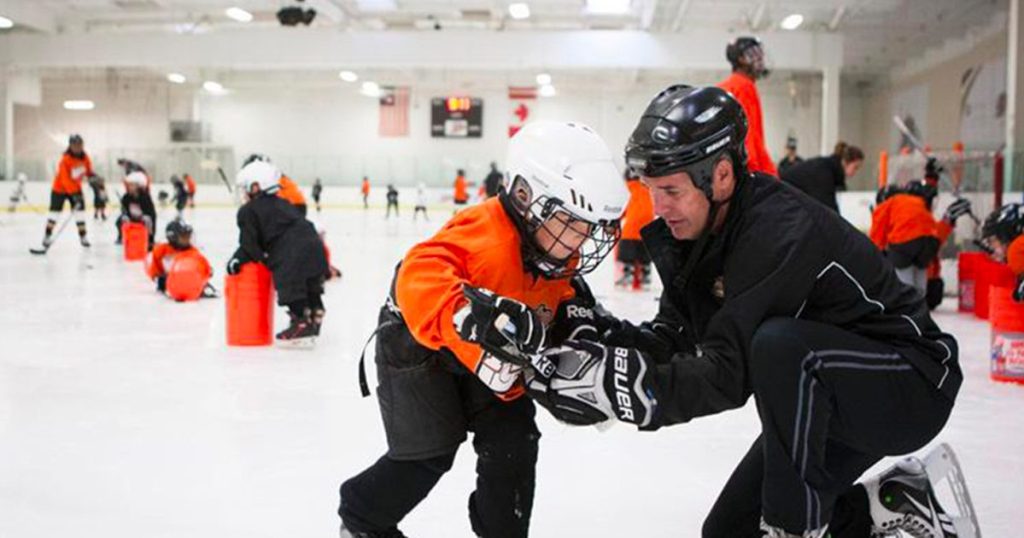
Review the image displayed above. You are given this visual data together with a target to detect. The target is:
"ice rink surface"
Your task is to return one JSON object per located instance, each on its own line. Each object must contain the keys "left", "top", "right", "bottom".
{"left": 1, "top": 203, "right": 1023, "bottom": 537}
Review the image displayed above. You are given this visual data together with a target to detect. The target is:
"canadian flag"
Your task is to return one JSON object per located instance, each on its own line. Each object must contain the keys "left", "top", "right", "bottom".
{"left": 508, "top": 87, "right": 536, "bottom": 138}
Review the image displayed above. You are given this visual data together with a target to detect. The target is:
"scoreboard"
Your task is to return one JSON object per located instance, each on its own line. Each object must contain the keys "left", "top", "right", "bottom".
{"left": 431, "top": 96, "right": 483, "bottom": 138}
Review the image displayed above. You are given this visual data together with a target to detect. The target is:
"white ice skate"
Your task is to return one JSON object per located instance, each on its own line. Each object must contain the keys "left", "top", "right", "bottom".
{"left": 863, "top": 443, "right": 980, "bottom": 538}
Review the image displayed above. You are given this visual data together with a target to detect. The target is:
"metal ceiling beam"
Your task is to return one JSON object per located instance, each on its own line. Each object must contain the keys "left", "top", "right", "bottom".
{"left": 828, "top": 5, "right": 847, "bottom": 32}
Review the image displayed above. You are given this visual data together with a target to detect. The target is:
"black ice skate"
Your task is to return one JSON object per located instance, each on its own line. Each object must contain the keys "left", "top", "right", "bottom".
{"left": 276, "top": 311, "right": 317, "bottom": 348}
{"left": 863, "top": 443, "right": 979, "bottom": 538}
{"left": 339, "top": 524, "right": 407, "bottom": 538}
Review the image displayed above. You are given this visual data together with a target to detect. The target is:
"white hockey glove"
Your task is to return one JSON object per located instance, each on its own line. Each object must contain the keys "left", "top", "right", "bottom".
{"left": 454, "top": 285, "right": 545, "bottom": 368}
{"left": 526, "top": 340, "right": 657, "bottom": 428}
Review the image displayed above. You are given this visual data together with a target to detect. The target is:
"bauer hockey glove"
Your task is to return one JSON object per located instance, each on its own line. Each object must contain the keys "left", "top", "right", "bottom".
{"left": 526, "top": 340, "right": 657, "bottom": 428}
{"left": 943, "top": 198, "right": 973, "bottom": 224}
{"left": 455, "top": 285, "right": 545, "bottom": 368}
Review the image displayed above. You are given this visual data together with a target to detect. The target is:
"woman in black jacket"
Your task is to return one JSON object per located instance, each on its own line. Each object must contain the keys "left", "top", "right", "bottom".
{"left": 780, "top": 142, "right": 864, "bottom": 214}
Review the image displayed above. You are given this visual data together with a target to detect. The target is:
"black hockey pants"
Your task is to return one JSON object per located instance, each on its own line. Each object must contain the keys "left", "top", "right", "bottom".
{"left": 702, "top": 318, "right": 953, "bottom": 537}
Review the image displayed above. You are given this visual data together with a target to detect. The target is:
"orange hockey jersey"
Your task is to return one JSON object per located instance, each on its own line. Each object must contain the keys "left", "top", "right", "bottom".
{"left": 718, "top": 72, "right": 778, "bottom": 177}
{"left": 453, "top": 175, "right": 469, "bottom": 203}
{"left": 277, "top": 174, "right": 307, "bottom": 207}
{"left": 51, "top": 152, "right": 93, "bottom": 195}
{"left": 394, "top": 197, "right": 575, "bottom": 400}
{"left": 621, "top": 180, "right": 654, "bottom": 241}
{"left": 1008, "top": 235, "right": 1024, "bottom": 276}
{"left": 146, "top": 243, "right": 212, "bottom": 281}
{"left": 869, "top": 194, "right": 939, "bottom": 250}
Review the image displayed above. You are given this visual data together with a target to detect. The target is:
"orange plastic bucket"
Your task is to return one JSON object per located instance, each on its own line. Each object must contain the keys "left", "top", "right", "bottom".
{"left": 225, "top": 262, "right": 275, "bottom": 346}
{"left": 166, "top": 256, "right": 209, "bottom": 302}
{"left": 990, "top": 286, "right": 1024, "bottom": 385}
{"left": 958, "top": 252, "right": 986, "bottom": 313}
{"left": 122, "top": 222, "right": 148, "bottom": 261}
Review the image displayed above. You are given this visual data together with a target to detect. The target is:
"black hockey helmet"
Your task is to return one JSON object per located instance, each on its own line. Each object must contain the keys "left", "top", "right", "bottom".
{"left": 166, "top": 218, "right": 194, "bottom": 249}
{"left": 903, "top": 179, "right": 938, "bottom": 206}
{"left": 981, "top": 203, "right": 1024, "bottom": 244}
{"left": 625, "top": 85, "right": 748, "bottom": 199}
{"left": 68, "top": 134, "right": 83, "bottom": 146}
{"left": 875, "top": 183, "right": 903, "bottom": 205}
{"left": 726, "top": 36, "right": 769, "bottom": 78}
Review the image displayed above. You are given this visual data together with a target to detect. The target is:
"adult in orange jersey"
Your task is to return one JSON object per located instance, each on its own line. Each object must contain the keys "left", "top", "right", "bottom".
{"left": 616, "top": 169, "right": 655, "bottom": 287}
{"left": 981, "top": 203, "right": 1024, "bottom": 302}
{"left": 147, "top": 219, "right": 216, "bottom": 298}
{"left": 453, "top": 168, "right": 469, "bottom": 207}
{"left": 243, "top": 154, "right": 308, "bottom": 216}
{"left": 870, "top": 179, "right": 972, "bottom": 299}
{"left": 338, "top": 121, "right": 628, "bottom": 538}
{"left": 718, "top": 36, "right": 778, "bottom": 177}
{"left": 183, "top": 173, "right": 197, "bottom": 208}
{"left": 41, "top": 134, "right": 95, "bottom": 248}
{"left": 361, "top": 176, "right": 370, "bottom": 209}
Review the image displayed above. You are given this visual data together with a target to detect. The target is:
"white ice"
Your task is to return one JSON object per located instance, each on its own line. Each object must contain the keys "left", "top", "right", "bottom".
{"left": 1, "top": 201, "right": 1023, "bottom": 538}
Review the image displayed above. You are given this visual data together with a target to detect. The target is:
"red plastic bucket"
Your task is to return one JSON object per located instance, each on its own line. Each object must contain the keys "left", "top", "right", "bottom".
{"left": 122, "top": 222, "right": 148, "bottom": 261}
{"left": 225, "top": 262, "right": 275, "bottom": 346}
{"left": 958, "top": 252, "right": 986, "bottom": 313}
{"left": 974, "top": 257, "right": 1017, "bottom": 319}
{"left": 990, "top": 286, "right": 1024, "bottom": 385}
{"left": 166, "top": 256, "right": 209, "bottom": 302}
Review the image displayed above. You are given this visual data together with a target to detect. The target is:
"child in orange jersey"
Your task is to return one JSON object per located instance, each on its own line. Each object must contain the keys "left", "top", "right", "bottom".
{"left": 40, "top": 134, "right": 96, "bottom": 248}
{"left": 338, "top": 121, "right": 628, "bottom": 538}
{"left": 147, "top": 219, "right": 216, "bottom": 298}
{"left": 980, "top": 203, "right": 1024, "bottom": 302}
{"left": 616, "top": 169, "right": 655, "bottom": 288}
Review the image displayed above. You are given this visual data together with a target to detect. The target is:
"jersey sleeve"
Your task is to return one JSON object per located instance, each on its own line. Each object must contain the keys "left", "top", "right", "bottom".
{"left": 394, "top": 236, "right": 483, "bottom": 373}
{"left": 147, "top": 243, "right": 169, "bottom": 279}
{"left": 869, "top": 199, "right": 892, "bottom": 250}
{"left": 934, "top": 220, "right": 954, "bottom": 244}
{"left": 1007, "top": 235, "right": 1024, "bottom": 276}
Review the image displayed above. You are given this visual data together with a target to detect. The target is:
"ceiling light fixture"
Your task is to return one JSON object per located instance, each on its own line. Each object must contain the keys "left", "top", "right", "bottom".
{"left": 508, "top": 3, "right": 530, "bottom": 20}
{"left": 167, "top": 73, "right": 187, "bottom": 84}
{"left": 63, "top": 100, "right": 95, "bottom": 111}
{"left": 225, "top": 7, "right": 254, "bottom": 23}
{"left": 339, "top": 70, "right": 359, "bottom": 82}
{"left": 780, "top": 13, "right": 804, "bottom": 30}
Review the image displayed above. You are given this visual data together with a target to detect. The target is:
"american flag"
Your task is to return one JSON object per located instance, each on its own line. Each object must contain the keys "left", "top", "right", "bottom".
{"left": 379, "top": 86, "right": 410, "bottom": 137}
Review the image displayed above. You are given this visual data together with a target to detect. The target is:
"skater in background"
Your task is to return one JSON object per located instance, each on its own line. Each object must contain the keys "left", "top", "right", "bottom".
{"left": 413, "top": 181, "right": 429, "bottom": 222}
{"left": 147, "top": 219, "right": 215, "bottom": 298}
{"left": 184, "top": 173, "right": 197, "bottom": 208}
{"left": 776, "top": 136, "right": 802, "bottom": 175}
{"left": 452, "top": 168, "right": 469, "bottom": 210}
{"left": 980, "top": 203, "right": 1024, "bottom": 302}
{"left": 115, "top": 171, "right": 157, "bottom": 247}
{"left": 527, "top": 86, "right": 965, "bottom": 538}
{"left": 338, "top": 121, "right": 628, "bottom": 538}
{"left": 482, "top": 161, "right": 503, "bottom": 199}
{"left": 615, "top": 169, "right": 654, "bottom": 288}
{"left": 361, "top": 176, "right": 370, "bottom": 209}
{"left": 780, "top": 142, "right": 864, "bottom": 214}
{"left": 312, "top": 178, "right": 323, "bottom": 213}
{"left": 88, "top": 175, "right": 108, "bottom": 221}
{"left": 718, "top": 36, "right": 777, "bottom": 177}
{"left": 385, "top": 184, "right": 399, "bottom": 219}
{"left": 7, "top": 172, "right": 28, "bottom": 213}
{"left": 229, "top": 160, "right": 327, "bottom": 346}
{"left": 41, "top": 134, "right": 95, "bottom": 248}
{"left": 170, "top": 175, "right": 189, "bottom": 219}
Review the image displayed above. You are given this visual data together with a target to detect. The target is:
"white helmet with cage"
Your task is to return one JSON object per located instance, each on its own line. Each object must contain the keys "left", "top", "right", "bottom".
{"left": 125, "top": 171, "right": 148, "bottom": 187}
{"left": 236, "top": 160, "right": 280, "bottom": 194}
{"left": 502, "top": 120, "right": 629, "bottom": 278}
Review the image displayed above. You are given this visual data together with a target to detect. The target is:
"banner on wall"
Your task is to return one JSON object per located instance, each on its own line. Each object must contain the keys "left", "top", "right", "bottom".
{"left": 508, "top": 87, "right": 536, "bottom": 138}
{"left": 379, "top": 87, "right": 410, "bottom": 138}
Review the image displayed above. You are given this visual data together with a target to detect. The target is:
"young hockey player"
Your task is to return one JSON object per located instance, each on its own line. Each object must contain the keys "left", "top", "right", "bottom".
{"left": 89, "top": 175, "right": 108, "bottom": 221}
{"left": 184, "top": 173, "right": 196, "bottom": 208}
{"left": 7, "top": 172, "right": 28, "bottom": 213}
{"left": 41, "top": 134, "right": 95, "bottom": 248}
{"left": 615, "top": 169, "right": 654, "bottom": 288}
{"left": 170, "top": 175, "right": 189, "bottom": 218}
{"left": 869, "top": 178, "right": 972, "bottom": 298}
{"left": 482, "top": 161, "right": 503, "bottom": 198}
{"left": 526, "top": 86, "right": 971, "bottom": 538}
{"left": 115, "top": 171, "right": 157, "bottom": 246}
{"left": 229, "top": 160, "right": 327, "bottom": 346}
{"left": 312, "top": 178, "right": 323, "bottom": 213}
{"left": 361, "top": 176, "right": 370, "bottom": 209}
{"left": 453, "top": 168, "right": 469, "bottom": 208}
{"left": 413, "top": 181, "right": 429, "bottom": 222}
{"left": 718, "top": 36, "right": 777, "bottom": 177}
{"left": 338, "top": 121, "right": 628, "bottom": 538}
{"left": 980, "top": 203, "right": 1024, "bottom": 302}
{"left": 385, "top": 184, "right": 399, "bottom": 219}
{"left": 147, "top": 219, "right": 215, "bottom": 298}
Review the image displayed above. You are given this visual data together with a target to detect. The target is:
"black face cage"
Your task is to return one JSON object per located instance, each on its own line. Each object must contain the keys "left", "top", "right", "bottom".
{"left": 515, "top": 193, "right": 621, "bottom": 280}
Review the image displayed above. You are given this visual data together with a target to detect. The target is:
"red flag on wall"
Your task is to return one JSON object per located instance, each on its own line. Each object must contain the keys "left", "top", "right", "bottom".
{"left": 508, "top": 86, "right": 536, "bottom": 138}
{"left": 379, "top": 87, "right": 410, "bottom": 137}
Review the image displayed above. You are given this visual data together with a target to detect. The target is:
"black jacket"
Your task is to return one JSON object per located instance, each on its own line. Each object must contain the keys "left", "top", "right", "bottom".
{"left": 233, "top": 192, "right": 326, "bottom": 301}
{"left": 484, "top": 170, "right": 503, "bottom": 198}
{"left": 120, "top": 190, "right": 156, "bottom": 225}
{"left": 780, "top": 154, "right": 845, "bottom": 213}
{"left": 631, "top": 173, "right": 959, "bottom": 427}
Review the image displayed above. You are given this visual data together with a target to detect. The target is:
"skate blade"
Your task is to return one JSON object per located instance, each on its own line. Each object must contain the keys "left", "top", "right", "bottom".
{"left": 924, "top": 443, "right": 981, "bottom": 538}
{"left": 276, "top": 336, "right": 317, "bottom": 349}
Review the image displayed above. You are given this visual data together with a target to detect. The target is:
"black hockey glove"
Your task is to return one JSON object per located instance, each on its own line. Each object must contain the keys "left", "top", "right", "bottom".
{"left": 943, "top": 198, "right": 972, "bottom": 224}
{"left": 548, "top": 278, "right": 618, "bottom": 345}
{"left": 1014, "top": 276, "right": 1024, "bottom": 303}
{"left": 226, "top": 249, "right": 252, "bottom": 276}
{"left": 454, "top": 285, "right": 545, "bottom": 368}
{"left": 526, "top": 340, "right": 657, "bottom": 428}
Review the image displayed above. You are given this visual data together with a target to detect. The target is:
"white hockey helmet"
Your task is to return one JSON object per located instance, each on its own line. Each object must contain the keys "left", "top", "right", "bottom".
{"left": 125, "top": 171, "right": 147, "bottom": 187}
{"left": 16, "top": 172, "right": 27, "bottom": 183}
{"left": 503, "top": 120, "right": 629, "bottom": 278}
{"left": 236, "top": 160, "right": 280, "bottom": 193}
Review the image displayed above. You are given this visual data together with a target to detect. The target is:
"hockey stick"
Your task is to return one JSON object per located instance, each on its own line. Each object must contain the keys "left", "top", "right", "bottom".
{"left": 216, "top": 167, "right": 233, "bottom": 193}
{"left": 29, "top": 212, "right": 75, "bottom": 255}
{"left": 892, "top": 115, "right": 982, "bottom": 226}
